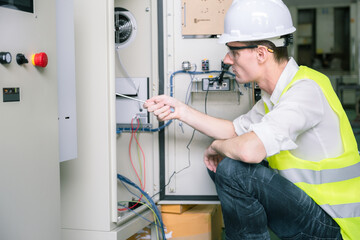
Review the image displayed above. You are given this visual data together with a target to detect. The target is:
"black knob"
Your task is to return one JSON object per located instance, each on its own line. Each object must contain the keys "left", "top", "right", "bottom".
{"left": 16, "top": 53, "right": 28, "bottom": 65}
{"left": 0, "top": 52, "right": 12, "bottom": 64}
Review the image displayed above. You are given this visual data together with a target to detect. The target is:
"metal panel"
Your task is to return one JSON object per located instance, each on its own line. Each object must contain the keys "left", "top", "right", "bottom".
{"left": 60, "top": 0, "right": 117, "bottom": 232}
{"left": 56, "top": 0, "right": 78, "bottom": 162}
{"left": 0, "top": 0, "right": 60, "bottom": 239}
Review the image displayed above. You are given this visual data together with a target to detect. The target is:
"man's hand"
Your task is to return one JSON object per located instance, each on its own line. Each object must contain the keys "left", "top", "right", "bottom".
{"left": 204, "top": 143, "right": 223, "bottom": 172}
{"left": 143, "top": 95, "right": 179, "bottom": 121}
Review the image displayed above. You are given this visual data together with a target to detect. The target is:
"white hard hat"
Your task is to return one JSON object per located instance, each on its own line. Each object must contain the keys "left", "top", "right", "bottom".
{"left": 219, "top": 0, "right": 296, "bottom": 47}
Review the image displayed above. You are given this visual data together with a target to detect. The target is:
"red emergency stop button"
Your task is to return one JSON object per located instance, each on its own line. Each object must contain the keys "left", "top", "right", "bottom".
{"left": 31, "top": 52, "right": 48, "bottom": 67}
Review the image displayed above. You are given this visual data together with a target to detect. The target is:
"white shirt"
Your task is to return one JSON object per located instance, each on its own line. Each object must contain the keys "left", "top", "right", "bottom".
{"left": 233, "top": 58, "right": 344, "bottom": 161}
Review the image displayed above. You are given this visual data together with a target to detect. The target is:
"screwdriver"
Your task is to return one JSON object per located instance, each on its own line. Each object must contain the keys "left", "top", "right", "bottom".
{"left": 115, "top": 92, "right": 174, "bottom": 112}
{"left": 116, "top": 93, "right": 145, "bottom": 103}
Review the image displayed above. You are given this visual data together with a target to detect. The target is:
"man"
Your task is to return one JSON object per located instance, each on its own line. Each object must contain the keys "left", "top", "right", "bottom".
{"left": 144, "top": 0, "right": 360, "bottom": 239}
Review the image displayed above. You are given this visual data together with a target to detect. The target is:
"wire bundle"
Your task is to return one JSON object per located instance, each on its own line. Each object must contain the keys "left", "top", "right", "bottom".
{"left": 118, "top": 117, "right": 146, "bottom": 212}
{"left": 118, "top": 173, "right": 166, "bottom": 239}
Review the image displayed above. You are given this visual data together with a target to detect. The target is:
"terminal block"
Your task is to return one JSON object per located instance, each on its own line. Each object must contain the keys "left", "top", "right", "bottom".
{"left": 202, "top": 77, "right": 231, "bottom": 91}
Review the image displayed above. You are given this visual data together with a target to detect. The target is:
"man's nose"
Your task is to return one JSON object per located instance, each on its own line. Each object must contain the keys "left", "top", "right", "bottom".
{"left": 223, "top": 52, "right": 233, "bottom": 65}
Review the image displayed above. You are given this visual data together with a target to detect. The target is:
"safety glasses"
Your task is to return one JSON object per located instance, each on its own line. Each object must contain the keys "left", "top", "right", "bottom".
{"left": 226, "top": 43, "right": 274, "bottom": 59}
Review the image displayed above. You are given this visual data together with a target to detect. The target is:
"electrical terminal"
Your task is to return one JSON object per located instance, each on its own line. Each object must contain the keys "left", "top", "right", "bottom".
{"left": 202, "top": 77, "right": 231, "bottom": 91}
{"left": 201, "top": 59, "right": 209, "bottom": 71}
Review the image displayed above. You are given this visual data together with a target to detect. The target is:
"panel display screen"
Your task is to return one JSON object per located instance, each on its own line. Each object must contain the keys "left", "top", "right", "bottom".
{"left": 0, "top": 0, "right": 33, "bottom": 13}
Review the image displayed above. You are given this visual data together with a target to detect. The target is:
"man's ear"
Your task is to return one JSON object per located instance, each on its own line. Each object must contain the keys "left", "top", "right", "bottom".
{"left": 256, "top": 46, "right": 270, "bottom": 63}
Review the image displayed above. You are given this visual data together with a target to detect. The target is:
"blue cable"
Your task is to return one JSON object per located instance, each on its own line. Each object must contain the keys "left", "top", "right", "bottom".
{"left": 118, "top": 203, "right": 163, "bottom": 229}
{"left": 116, "top": 120, "right": 172, "bottom": 134}
{"left": 118, "top": 203, "right": 156, "bottom": 225}
{"left": 117, "top": 70, "right": 235, "bottom": 133}
{"left": 118, "top": 173, "right": 166, "bottom": 240}
{"left": 119, "top": 177, "right": 142, "bottom": 200}
{"left": 118, "top": 202, "right": 163, "bottom": 239}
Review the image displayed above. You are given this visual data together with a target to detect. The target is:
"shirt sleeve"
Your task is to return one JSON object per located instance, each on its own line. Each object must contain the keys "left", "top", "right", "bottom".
{"left": 235, "top": 79, "right": 325, "bottom": 157}
{"left": 233, "top": 99, "right": 265, "bottom": 135}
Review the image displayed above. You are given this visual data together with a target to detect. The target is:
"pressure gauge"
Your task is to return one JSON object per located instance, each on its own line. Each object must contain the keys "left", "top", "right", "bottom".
{"left": 0, "top": 52, "right": 12, "bottom": 64}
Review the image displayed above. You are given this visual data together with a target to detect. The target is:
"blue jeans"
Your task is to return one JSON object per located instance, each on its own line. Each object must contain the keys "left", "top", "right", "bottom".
{"left": 209, "top": 158, "right": 342, "bottom": 240}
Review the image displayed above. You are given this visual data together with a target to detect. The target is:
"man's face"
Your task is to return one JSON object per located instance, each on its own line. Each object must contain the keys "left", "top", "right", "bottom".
{"left": 223, "top": 42, "right": 260, "bottom": 84}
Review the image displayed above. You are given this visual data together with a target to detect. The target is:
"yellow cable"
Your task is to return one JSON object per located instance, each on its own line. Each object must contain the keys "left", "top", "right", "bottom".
{"left": 119, "top": 201, "right": 161, "bottom": 240}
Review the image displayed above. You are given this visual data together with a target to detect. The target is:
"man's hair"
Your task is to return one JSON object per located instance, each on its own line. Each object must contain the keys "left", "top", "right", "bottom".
{"left": 244, "top": 40, "right": 289, "bottom": 64}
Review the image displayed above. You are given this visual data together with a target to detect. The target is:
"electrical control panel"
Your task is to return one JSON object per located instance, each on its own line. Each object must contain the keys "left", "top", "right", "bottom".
{"left": 0, "top": 1, "right": 61, "bottom": 240}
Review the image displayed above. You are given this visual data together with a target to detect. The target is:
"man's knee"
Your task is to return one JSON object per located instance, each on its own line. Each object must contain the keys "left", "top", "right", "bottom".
{"left": 216, "top": 159, "right": 272, "bottom": 187}
{"left": 217, "top": 157, "right": 248, "bottom": 177}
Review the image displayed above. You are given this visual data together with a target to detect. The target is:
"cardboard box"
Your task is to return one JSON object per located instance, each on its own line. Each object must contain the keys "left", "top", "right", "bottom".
{"left": 161, "top": 204, "right": 195, "bottom": 214}
{"left": 162, "top": 204, "right": 223, "bottom": 240}
{"left": 127, "top": 226, "right": 151, "bottom": 240}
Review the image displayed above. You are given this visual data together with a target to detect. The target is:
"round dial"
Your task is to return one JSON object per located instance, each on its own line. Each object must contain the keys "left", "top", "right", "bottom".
{"left": 0, "top": 52, "right": 12, "bottom": 64}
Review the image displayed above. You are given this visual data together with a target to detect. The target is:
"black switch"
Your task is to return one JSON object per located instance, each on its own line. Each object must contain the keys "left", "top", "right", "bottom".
{"left": 16, "top": 53, "right": 28, "bottom": 65}
{"left": 0, "top": 52, "right": 12, "bottom": 64}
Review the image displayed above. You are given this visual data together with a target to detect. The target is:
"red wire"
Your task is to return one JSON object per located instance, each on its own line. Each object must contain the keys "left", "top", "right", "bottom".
{"left": 118, "top": 195, "right": 143, "bottom": 212}
{"left": 118, "top": 117, "right": 146, "bottom": 212}
{"left": 134, "top": 118, "right": 146, "bottom": 190}
{"left": 129, "top": 117, "right": 143, "bottom": 189}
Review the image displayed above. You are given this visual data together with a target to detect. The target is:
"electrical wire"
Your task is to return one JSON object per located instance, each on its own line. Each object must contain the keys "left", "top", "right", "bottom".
{"left": 152, "top": 128, "right": 195, "bottom": 198}
{"left": 118, "top": 173, "right": 166, "bottom": 239}
{"left": 137, "top": 121, "right": 144, "bottom": 185}
{"left": 118, "top": 117, "right": 146, "bottom": 212}
{"left": 118, "top": 176, "right": 163, "bottom": 239}
{"left": 179, "top": 64, "right": 197, "bottom": 133}
{"left": 119, "top": 127, "right": 162, "bottom": 237}
{"left": 118, "top": 201, "right": 161, "bottom": 240}
{"left": 184, "top": 64, "right": 197, "bottom": 105}
{"left": 204, "top": 78, "right": 211, "bottom": 114}
{"left": 118, "top": 203, "right": 156, "bottom": 224}
{"left": 118, "top": 183, "right": 143, "bottom": 212}
{"left": 129, "top": 117, "right": 144, "bottom": 189}
{"left": 151, "top": 68, "right": 236, "bottom": 197}
{"left": 117, "top": 68, "right": 237, "bottom": 236}
{"left": 116, "top": 69, "right": 235, "bottom": 133}
{"left": 133, "top": 118, "right": 146, "bottom": 190}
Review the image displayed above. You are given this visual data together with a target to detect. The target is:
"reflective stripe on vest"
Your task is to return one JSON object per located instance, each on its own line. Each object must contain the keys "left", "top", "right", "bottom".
{"left": 277, "top": 161, "right": 360, "bottom": 185}
{"left": 321, "top": 202, "right": 360, "bottom": 219}
{"left": 265, "top": 66, "right": 360, "bottom": 240}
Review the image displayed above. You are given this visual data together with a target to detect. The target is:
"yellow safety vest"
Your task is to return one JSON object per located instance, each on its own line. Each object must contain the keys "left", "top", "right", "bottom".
{"left": 265, "top": 66, "right": 360, "bottom": 240}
